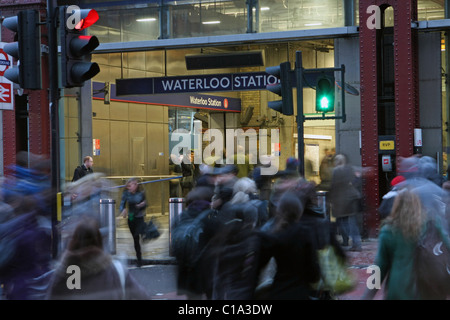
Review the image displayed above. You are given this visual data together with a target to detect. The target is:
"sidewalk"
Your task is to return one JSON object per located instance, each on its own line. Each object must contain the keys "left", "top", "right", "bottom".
{"left": 115, "top": 213, "right": 175, "bottom": 264}
{"left": 337, "top": 238, "right": 384, "bottom": 300}
{"left": 118, "top": 214, "right": 383, "bottom": 300}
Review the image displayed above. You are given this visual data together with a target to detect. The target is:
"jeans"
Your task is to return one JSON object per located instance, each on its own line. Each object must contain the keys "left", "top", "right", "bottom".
{"left": 337, "top": 215, "right": 362, "bottom": 248}
{"left": 128, "top": 216, "right": 145, "bottom": 262}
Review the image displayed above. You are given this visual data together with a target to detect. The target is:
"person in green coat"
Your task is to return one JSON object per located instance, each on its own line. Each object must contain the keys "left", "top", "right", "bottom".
{"left": 362, "top": 188, "right": 426, "bottom": 300}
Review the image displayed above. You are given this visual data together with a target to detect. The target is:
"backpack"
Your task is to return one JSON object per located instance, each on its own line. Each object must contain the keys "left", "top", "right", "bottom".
{"left": 172, "top": 209, "right": 212, "bottom": 266}
{"left": 413, "top": 221, "right": 450, "bottom": 299}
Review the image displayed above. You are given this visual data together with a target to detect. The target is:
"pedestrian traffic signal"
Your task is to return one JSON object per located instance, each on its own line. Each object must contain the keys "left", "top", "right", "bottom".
{"left": 60, "top": 6, "right": 100, "bottom": 88}
{"left": 265, "top": 62, "right": 294, "bottom": 116}
{"left": 3, "top": 10, "right": 42, "bottom": 90}
{"left": 315, "top": 76, "right": 335, "bottom": 113}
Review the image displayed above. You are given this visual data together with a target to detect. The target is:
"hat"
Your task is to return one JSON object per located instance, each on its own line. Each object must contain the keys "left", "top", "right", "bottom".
{"left": 391, "top": 175, "right": 405, "bottom": 187}
{"left": 210, "top": 164, "right": 238, "bottom": 176}
{"left": 285, "top": 157, "right": 299, "bottom": 171}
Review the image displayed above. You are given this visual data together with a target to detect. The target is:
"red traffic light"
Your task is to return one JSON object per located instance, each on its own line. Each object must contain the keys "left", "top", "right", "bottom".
{"left": 74, "top": 9, "right": 99, "bottom": 30}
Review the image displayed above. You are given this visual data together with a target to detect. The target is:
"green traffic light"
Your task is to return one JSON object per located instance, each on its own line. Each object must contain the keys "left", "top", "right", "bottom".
{"left": 316, "top": 77, "right": 335, "bottom": 113}
{"left": 320, "top": 96, "right": 330, "bottom": 111}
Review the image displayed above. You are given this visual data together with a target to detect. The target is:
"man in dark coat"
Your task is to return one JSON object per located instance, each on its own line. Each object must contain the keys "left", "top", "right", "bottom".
{"left": 72, "top": 156, "right": 94, "bottom": 182}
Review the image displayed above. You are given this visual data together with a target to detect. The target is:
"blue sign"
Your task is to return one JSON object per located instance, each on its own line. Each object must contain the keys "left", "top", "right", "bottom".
{"left": 116, "top": 72, "right": 279, "bottom": 96}
{"left": 93, "top": 82, "right": 241, "bottom": 112}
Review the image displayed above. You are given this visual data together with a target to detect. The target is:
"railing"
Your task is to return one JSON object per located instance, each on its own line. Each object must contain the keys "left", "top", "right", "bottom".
{"left": 103, "top": 175, "right": 182, "bottom": 216}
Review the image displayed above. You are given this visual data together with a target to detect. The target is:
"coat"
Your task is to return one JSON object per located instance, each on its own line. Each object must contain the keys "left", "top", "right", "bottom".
{"left": 260, "top": 222, "right": 321, "bottom": 300}
{"left": 46, "top": 246, "right": 150, "bottom": 300}
{"left": 329, "top": 165, "right": 361, "bottom": 218}
{"left": 375, "top": 225, "right": 419, "bottom": 300}
{"left": 72, "top": 164, "right": 93, "bottom": 182}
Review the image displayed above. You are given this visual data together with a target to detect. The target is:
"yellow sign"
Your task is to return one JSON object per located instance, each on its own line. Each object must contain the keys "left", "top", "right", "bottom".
{"left": 379, "top": 140, "right": 395, "bottom": 151}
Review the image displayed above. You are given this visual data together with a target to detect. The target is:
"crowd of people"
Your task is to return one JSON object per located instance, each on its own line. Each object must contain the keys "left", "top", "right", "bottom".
{"left": 172, "top": 155, "right": 356, "bottom": 300}
{"left": 173, "top": 152, "right": 450, "bottom": 300}
{"left": 1, "top": 150, "right": 449, "bottom": 300}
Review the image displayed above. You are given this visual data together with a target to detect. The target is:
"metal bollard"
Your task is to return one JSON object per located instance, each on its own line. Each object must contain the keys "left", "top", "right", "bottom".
{"left": 316, "top": 191, "right": 328, "bottom": 218}
{"left": 168, "top": 197, "right": 185, "bottom": 256}
{"left": 99, "top": 199, "right": 116, "bottom": 254}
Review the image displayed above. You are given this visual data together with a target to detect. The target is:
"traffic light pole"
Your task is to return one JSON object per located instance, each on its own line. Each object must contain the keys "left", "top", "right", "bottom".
{"left": 295, "top": 51, "right": 305, "bottom": 177}
{"left": 47, "top": 0, "right": 61, "bottom": 258}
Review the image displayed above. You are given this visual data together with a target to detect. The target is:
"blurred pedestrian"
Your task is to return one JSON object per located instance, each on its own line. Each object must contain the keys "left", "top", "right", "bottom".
{"left": 210, "top": 165, "right": 239, "bottom": 210}
{"left": 329, "top": 154, "right": 362, "bottom": 251}
{"left": 46, "top": 217, "right": 150, "bottom": 300}
{"left": 120, "top": 177, "right": 147, "bottom": 267}
{"left": 260, "top": 192, "right": 321, "bottom": 300}
{"left": 318, "top": 148, "right": 335, "bottom": 191}
{"left": 377, "top": 175, "right": 405, "bottom": 220}
{"left": 181, "top": 152, "right": 195, "bottom": 197}
{"left": 219, "top": 177, "right": 267, "bottom": 228}
{"left": 169, "top": 153, "right": 182, "bottom": 197}
{"left": 207, "top": 205, "right": 262, "bottom": 300}
{"left": 0, "top": 153, "right": 53, "bottom": 300}
{"left": 252, "top": 155, "right": 275, "bottom": 202}
{"left": 269, "top": 157, "right": 304, "bottom": 218}
{"left": 195, "top": 164, "right": 215, "bottom": 193}
{"left": 175, "top": 186, "right": 214, "bottom": 300}
{"left": 362, "top": 189, "right": 428, "bottom": 300}
{"left": 72, "top": 156, "right": 94, "bottom": 182}
{"left": 399, "top": 156, "right": 449, "bottom": 234}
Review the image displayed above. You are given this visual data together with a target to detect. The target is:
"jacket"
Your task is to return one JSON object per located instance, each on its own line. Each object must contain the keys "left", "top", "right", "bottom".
{"left": 46, "top": 246, "right": 150, "bottom": 300}
{"left": 119, "top": 190, "right": 147, "bottom": 219}
{"left": 330, "top": 165, "right": 361, "bottom": 218}
{"left": 72, "top": 164, "right": 93, "bottom": 182}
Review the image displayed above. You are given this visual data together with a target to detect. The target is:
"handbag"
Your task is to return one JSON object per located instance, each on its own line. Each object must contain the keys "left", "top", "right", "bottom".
{"left": 413, "top": 221, "right": 450, "bottom": 298}
{"left": 142, "top": 217, "right": 161, "bottom": 242}
{"left": 314, "top": 245, "right": 356, "bottom": 294}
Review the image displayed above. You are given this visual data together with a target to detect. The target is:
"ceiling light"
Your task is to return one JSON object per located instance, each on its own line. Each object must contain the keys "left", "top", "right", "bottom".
{"left": 136, "top": 18, "right": 157, "bottom": 22}
{"left": 202, "top": 20, "right": 220, "bottom": 24}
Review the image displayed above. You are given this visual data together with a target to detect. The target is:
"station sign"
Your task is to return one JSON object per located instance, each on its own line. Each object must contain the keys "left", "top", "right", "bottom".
{"left": 93, "top": 82, "right": 241, "bottom": 112}
{"left": 116, "top": 72, "right": 279, "bottom": 96}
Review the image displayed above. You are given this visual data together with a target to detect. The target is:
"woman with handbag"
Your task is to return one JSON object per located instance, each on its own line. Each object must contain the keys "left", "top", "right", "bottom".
{"left": 362, "top": 189, "right": 427, "bottom": 300}
{"left": 120, "top": 177, "right": 147, "bottom": 267}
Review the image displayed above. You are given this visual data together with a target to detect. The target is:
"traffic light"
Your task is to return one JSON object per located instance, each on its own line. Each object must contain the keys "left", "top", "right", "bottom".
{"left": 265, "top": 61, "right": 294, "bottom": 116}
{"left": 3, "top": 10, "right": 42, "bottom": 89}
{"left": 60, "top": 6, "right": 100, "bottom": 88}
{"left": 315, "top": 76, "right": 335, "bottom": 113}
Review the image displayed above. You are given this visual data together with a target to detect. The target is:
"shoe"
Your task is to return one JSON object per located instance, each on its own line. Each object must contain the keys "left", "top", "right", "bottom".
{"left": 350, "top": 246, "right": 362, "bottom": 252}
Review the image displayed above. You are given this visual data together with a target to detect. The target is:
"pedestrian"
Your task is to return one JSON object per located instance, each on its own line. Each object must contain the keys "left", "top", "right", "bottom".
{"left": 169, "top": 153, "right": 182, "bottom": 197}
{"left": 180, "top": 153, "right": 195, "bottom": 197}
{"left": 219, "top": 177, "right": 265, "bottom": 227}
{"left": 259, "top": 192, "right": 321, "bottom": 300}
{"left": 318, "top": 148, "right": 335, "bottom": 191}
{"left": 208, "top": 206, "right": 262, "bottom": 300}
{"left": 362, "top": 189, "right": 429, "bottom": 300}
{"left": 0, "top": 153, "right": 53, "bottom": 300}
{"left": 72, "top": 156, "right": 94, "bottom": 182}
{"left": 175, "top": 186, "right": 214, "bottom": 300}
{"left": 329, "top": 154, "right": 362, "bottom": 251}
{"left": 46, "top": 217, "right": 150, "bottom": 300}
{"left": 252, "top": 155, "right": 275, "bottom": 202}
{"left": 210, "top": 165, "right": 239, "bottom": 210}
{"left": 269, "top": 157, "right": 304, "bottom": 218}
{"left": 377, "top": 175, "right": 405, "bottom": 220}
{"left": 120, "top": 177, "right": 147, "bottom": 267}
